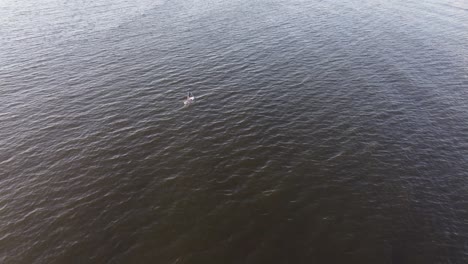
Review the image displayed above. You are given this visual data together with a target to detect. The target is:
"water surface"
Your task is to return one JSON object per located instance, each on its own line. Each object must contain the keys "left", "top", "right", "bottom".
{"left": 1, "top": 0, "right": 468, "bottom": 263}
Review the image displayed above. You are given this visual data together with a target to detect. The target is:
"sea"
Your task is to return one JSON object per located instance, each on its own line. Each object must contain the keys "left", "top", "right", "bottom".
{"left": 1, "top": 0, "right": 468, "bottom": 263}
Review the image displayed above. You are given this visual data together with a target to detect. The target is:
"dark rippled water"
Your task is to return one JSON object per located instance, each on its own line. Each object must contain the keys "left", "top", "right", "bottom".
{"left": 1, "top": 0, "right": 468, "bottom": 263}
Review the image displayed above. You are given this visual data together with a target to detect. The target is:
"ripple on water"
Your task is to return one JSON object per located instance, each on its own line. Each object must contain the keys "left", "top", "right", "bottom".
{"left": 1, "top": 0, "right": 468, "bottom": 263}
